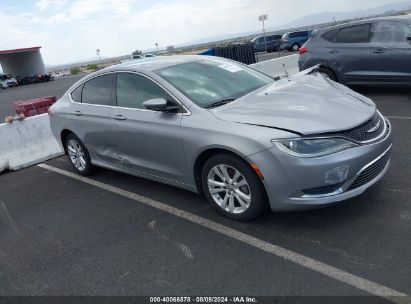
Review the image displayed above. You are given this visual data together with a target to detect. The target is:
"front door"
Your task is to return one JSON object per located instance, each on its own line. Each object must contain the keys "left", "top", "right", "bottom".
{"left": 110, "top": 72, "right": 187, "bottom": 183}
{"left": 370, "top": 21, "right": 411, "bottom": 83}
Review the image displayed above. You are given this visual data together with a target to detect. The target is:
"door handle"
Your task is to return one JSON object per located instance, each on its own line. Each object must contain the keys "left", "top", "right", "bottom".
{"left": 74, "top": 111, "right": 83, "bottom": 116}
{"left": 113, "top": 114, "right": 126, "bottom": 121}
{"left": 329, "top": 50, "right": 338, "bottom": 54}
{"left": 373, "top": 48, "right": 386, "bottom": 54}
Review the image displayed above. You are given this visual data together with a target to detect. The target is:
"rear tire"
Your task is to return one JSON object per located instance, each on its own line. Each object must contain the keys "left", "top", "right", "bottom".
{"left": 65, "top": 133, "right": 94, "bottom": 176}
{"left": 319, "top": 66, "right": 337, "bottom": 82}
{"left": 201, "top": 153, "right": 267, "bottom": 221}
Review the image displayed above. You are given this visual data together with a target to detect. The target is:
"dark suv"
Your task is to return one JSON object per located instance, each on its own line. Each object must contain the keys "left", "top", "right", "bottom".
{"left": 280, "top": 30, "right": 311, "bottom": 51}
{"left": 251, "top": 34, "right": 282, "bottom": 52}
{"left": 298, "top": 16, "right": 411, "bottom": 84}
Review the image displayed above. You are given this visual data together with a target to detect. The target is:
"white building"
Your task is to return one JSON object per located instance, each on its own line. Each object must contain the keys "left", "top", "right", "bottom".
{"left": 0, "top": 46, "right": 46, "bottom": 77}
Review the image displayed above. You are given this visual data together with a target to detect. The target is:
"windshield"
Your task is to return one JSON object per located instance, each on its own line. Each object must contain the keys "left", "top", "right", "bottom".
{"left": 155, "top": 58, "right": 273, "bottom": 108}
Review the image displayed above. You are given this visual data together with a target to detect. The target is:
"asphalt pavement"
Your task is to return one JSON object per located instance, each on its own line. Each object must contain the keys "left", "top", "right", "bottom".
{"left": 0, "top": 74, "right": 84, "bottom": 119}
{"left": 0, "top": 67, "right": 410, "bottom": 301}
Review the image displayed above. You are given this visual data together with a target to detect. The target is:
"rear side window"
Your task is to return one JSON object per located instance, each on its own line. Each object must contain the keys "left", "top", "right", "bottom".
{"left": 116, "top": 73, "right": 170, "bottom": 109}
{"left": 335, "top": 24, "right": 372, "bottom": 43}
{"left": 291, "top": 31, "right": 308, "bottom": 38}
{"left": 82, "top": 74, "right": 114, "bottom": 105}
{"left": 71, "top": 84, "right": 83, "bottom": 102}
{"left": 322, "top": 28, "right": 340, "bottom": 42}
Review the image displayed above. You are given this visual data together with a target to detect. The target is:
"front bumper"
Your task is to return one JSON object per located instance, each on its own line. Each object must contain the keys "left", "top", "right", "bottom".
{"left": 248, "top": 120, "right": 393, "bottom": 211}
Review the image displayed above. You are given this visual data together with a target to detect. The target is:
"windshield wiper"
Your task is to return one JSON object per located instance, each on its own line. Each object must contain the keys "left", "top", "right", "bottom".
{"left": 204, "top": 98, "right": 236, "bottom": 109}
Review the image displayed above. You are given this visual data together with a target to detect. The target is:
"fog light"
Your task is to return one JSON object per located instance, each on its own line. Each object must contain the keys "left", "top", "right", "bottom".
{"left": 325, "top": 165, "right": 349, "bottom": 184}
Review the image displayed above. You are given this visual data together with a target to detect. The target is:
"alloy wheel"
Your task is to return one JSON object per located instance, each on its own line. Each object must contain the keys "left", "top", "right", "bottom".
{"left": 67, "top": 139, "right": 87, "bottom": 171}
{"left": 207, "top": 164, "right": 251, "bottom": 214}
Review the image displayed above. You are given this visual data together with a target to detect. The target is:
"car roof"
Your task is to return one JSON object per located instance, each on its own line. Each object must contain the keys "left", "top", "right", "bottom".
{"left": 285, "top": 30, "right": 311, "bottom": 34}
{"left": 252, "top": 34, "right": 281, "bottom": 39}
{"left": 78, "top": 55, "right": 212, "bottom": 84}
{"left": 105, "top": 55, "right": 202, "bottom": 73}
{"left": 318, "top": 15, "right": 411, "bottom": 32}
{"left": 67, "top": 55, "right": 242, "bottom": 93}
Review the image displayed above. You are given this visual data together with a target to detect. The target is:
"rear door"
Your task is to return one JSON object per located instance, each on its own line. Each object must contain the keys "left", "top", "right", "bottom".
{"left": 326, "top": 23, "right": 373, "bottom": 83}
{"left": 68, "top": 74, "right": 117, "bottom": 163}
{"left": 370, "top": 20, "right": 411, "bottom": 83}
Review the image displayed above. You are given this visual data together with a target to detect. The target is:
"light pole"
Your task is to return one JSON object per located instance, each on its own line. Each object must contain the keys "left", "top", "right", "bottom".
{"left": 96, "top": 49, "right": 102, "bottom": 67}
{"left": 258, "top": 14, "right": 268, "bottom": 53}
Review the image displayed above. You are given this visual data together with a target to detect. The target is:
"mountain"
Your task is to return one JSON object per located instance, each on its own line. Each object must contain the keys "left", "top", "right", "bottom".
{"left": 172, "top": 1, "right": 411, "bottom": 50}
{"left": 275, "top": 1, "right": 411, "bottom": 30}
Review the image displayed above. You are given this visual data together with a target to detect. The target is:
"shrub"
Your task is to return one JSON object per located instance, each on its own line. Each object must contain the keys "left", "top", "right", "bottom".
{"left": 86, "top": 64, "right": 98, "bottom": 70}
{"left": 70, "top": 67, "right": 81, "bottom": 75}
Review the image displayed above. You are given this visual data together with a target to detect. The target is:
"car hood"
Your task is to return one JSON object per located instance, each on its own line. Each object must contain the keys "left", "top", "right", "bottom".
{"left": 211, "top": 71, "right": 376, "bottom": 135}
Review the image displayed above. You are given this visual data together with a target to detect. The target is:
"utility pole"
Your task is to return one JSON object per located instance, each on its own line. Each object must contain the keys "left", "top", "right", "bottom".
{"left": 258, "top": 14, "right": 268, "bottom": 53}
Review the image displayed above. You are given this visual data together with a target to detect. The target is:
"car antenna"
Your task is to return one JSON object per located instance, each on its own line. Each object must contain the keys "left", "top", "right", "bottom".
{"left": 332, "top": 16, "right": 337, "bottom": 25}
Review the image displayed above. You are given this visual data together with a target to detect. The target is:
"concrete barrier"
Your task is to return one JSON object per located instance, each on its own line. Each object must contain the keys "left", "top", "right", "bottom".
{"left": 250, "top": 54, "right": 299, "bottom": 78}
{"left": 0, "top": 114, "right": 64, "bottom": 173}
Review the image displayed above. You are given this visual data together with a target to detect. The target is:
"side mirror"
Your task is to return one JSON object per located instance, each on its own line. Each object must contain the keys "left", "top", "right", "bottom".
{"left": 143, "top": 98, "right": 181, "bottom": 113}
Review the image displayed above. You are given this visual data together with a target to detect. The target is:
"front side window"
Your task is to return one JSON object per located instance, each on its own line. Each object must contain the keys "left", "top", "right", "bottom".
{"left": 335, "top": 24, "right": 372, "bottom": 43}
{"left": 116, "top": 73, "right": 170, "bottom": 109}
{"left": 81, "top": 74, "right": 113, "bottom": 105}
{"left": 371, "top": 21, "right": 411, "bottom": 46}
{"left": 155, "top": 58, "right": 273, "bottom": 108}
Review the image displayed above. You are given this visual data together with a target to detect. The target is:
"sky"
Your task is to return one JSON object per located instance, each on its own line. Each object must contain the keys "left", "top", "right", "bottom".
{"left": 0, "top": 0, "right": 405, "bottom": 65}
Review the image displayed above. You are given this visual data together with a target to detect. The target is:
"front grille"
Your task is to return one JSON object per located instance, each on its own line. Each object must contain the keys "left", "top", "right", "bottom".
{"left": 340, "top": 112, "right": 385, "bottom": 143}
{"left": 347, "top": 150, "right": 391, "bottom": 191}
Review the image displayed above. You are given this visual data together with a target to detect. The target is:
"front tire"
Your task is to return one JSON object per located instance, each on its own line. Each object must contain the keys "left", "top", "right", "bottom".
{"left": 319, "top": 66, "right": 337, "bottom": 82}
{"left": 65, "top": 133, "right": 94, "bottom": 176}
{"left": 201, "top": 153, "right": 267, "bottom": 221}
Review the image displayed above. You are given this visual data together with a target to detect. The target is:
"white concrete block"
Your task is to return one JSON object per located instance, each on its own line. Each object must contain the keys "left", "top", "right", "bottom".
{"left": 0, "top": 114, "right": 64, "bottom": 172}
{"left": 250, "top": 54, "right": 300, "bottom": 78}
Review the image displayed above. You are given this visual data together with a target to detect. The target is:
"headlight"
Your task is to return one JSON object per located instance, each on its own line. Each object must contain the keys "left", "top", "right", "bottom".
{"left": 273, "top": 138, "right": 357, "bottom": 158}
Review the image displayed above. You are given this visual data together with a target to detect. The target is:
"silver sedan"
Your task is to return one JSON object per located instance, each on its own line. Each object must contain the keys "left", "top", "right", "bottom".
{"left": 49, "top": 55, "right": 392, "bottom": 221}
